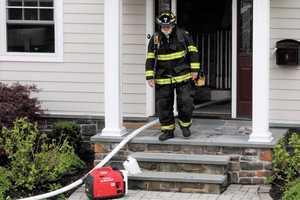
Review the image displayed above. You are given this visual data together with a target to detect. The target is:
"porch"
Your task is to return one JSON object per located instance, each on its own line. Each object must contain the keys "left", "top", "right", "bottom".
{"left": 92, "top": 118, "right": 286, "bottom": 193}
{"left": 102, "top": 0, "right": 274, "bottom": 143}
{"left": 93, "top": 118, "right": 285, "bottom": 148}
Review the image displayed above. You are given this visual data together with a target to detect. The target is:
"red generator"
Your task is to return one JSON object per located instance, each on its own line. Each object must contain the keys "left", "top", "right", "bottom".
{"left": 85, "top": 166, "right": 128, "bottom": 200}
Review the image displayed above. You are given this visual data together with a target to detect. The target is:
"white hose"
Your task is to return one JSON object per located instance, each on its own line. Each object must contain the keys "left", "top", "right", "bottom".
{"left": 18, "top": 119, "right": 159, "bottom": 200}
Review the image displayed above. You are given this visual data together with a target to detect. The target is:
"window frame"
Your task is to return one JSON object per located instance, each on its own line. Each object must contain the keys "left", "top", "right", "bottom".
{"left": 0, "top": 0, "right": 63, "bottom": 62}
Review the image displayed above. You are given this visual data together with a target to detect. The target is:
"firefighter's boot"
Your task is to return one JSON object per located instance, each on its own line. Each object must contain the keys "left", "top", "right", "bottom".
{"left": 159, "top": 130, "right": 174, "bottom": 141}
{"left": 181, "top": 127, "right": 191, "bottom": 138}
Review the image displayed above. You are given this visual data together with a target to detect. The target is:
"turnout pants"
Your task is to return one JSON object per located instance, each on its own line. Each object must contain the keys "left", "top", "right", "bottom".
{"left": 155, "top": 80, "right": 195, "bottom": 131}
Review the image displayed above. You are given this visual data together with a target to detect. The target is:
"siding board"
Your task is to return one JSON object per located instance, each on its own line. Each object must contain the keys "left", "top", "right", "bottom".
{"left": 1, "top": 71, "right": 103, "bottom": 83}
{"left": 271, "top": 90, "right": 300, "bottom": 100}
{"left": 0, "top": 62, "right": 104, "bottom": 73}
{"left": 64, "top": 14, "right": 104, "bottom": 24}
{"left": 64, "top": 24, "right": 104, "bottom": 34}
{"left": 64, "top": 4, "right": 104, "bottom": 14}
{"left": 64, "top": 43, "right": 104, "bottom": 54}
{"left": 271, "top": 0, "right": 300, "bottom": 8}
{"left": 1, "top": 81, "right": 104, "bottom": 93}
{"left": 270, "top": 0, "right": 300, "bottom": 123}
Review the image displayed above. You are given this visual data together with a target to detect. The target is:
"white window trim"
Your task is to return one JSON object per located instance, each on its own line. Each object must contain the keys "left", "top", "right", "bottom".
{"left": 0, "top": 0, "right": 63, "bottom": 62}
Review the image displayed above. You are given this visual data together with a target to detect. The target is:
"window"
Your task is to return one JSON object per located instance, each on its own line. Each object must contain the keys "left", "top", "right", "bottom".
{"left": 0, "top": 0, "right": 63, "bottom": 62}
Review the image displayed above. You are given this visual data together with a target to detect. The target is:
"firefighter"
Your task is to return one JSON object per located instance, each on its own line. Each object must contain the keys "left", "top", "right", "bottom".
{"left": 145, "top": 11, "right": 201, "bottom": 141}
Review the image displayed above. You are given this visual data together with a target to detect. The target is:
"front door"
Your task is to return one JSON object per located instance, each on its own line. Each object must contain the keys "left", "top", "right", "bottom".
{"left": 237, "top": 0, "right": 253, "bottom": 118}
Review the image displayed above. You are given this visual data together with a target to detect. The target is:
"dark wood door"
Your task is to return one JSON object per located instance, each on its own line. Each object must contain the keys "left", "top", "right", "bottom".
{"left": 237, "top": 0, "right": 253, "bottom": 118}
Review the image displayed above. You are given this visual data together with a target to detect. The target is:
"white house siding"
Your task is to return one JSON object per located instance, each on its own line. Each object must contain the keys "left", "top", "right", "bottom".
{"left": 121, "top": 0, "right": 147, "bottom": 118}
{"left": 0, "top": 0, "right": 105, "bottom": 117}
{"left": 270, "top": 0, "right": 300, "bottom": 124}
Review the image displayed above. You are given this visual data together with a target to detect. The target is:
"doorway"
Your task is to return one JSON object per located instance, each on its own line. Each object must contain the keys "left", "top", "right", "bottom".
{"left": 177, "top": 0, "right": 233, "bottom": 119}
{"left": 153, "top": 0, "right": 253, "bottom": 119}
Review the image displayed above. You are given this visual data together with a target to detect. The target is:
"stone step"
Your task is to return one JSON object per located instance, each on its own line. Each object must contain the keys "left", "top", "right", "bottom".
{"left": 131, "top": 152, "right": 230, "bottom": 165}
{"left": 128, "top": 171, "right": 227, "bottom": 194}
{"left": 130, "top": 152, "right": 230, "bottom": 174}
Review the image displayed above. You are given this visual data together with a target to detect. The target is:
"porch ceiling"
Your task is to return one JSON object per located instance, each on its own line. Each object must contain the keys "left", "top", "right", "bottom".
{"left": 92, "top": 119, "right": 286, "bottom": 148}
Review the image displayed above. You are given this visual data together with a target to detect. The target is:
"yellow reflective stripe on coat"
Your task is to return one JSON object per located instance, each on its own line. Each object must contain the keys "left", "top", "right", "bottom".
{"left": 188, "top": 45, "right": 198, "bottom": 52}
{"left": 157, "top": 51, "right": 186, "bottom": 61}
{"left": 191, "top": 63, "right": 200, "bottom": 69}
{"left": 145, "top": 70, "right": 155, "bottom": 77}
{"left": 161, "top": 124, "right": 175, "bottom": 130}
{"left": 147, "top": 52, "right": 155, "bottom": 59}
{"left": 155, "top": 73, "right": 192, "bottom": 85}
{"left": 179, "top": 120, "right": 192, "bottom": 127}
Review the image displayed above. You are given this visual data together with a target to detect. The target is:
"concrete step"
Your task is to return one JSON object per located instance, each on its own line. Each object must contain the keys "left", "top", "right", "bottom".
{"left": 128, "top": 171, "right": 227, "bottom": 194}
{"left": 130, "top": 152, "right": 230, "bottom": 174}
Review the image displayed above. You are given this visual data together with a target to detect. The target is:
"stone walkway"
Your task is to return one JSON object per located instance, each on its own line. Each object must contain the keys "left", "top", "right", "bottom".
{"left": 69, "top": 184, "right": 273, "bottom": 200}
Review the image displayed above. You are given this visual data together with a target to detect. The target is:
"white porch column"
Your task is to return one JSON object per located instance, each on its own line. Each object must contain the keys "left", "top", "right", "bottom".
{"left": 101, "top": 0, "right": 126, "bottom": 137}
{"left": 146, "top": 0, "right": 155, "bottom": 117}
{"left": 249, "top": 0, "right": 273, "bottom": 143}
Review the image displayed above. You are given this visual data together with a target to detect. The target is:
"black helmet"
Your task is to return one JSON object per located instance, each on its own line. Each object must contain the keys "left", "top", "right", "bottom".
{"left": 156, "top": 11, "right": 176, "bottom": 26}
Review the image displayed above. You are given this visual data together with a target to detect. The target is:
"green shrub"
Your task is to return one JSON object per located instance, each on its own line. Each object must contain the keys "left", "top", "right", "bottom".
{"left": 0, "top": 167, "right": 11, "bottom": 200}
{"left": 269, "top": 131, "right": 300, "bottom": 193}
{"left": 48, "top": 121, "right": 81, "bottom": 153}
{"left": 282, "top": 179, "right": 300, "bottom": 200}
{"left": 0, "top": 82, "right": 43, "bottom": 129}
{"left": 0, "top": 118, "right": 84, "bottom": 199}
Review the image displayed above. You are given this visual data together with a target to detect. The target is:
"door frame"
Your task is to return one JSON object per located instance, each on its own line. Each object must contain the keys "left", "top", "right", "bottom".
{"left": 232, "top": 0, "right": 238, "bottom": 118}
{"left": 146, "top": 0, "right": 239, "bottom": 119}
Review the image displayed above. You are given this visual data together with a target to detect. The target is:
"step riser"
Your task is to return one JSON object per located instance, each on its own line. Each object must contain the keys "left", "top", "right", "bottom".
{"left": 128, "top": 180, "right": 227, "bottom": 194}
{"left": 139, "top": 162, "right": 227, "bottom": 175}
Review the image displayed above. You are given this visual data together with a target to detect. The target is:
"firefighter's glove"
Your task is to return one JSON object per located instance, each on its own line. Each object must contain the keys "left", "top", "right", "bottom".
{"left": 147, "top": 79, "right": 155, "bottom": 88}
{"left": 195, "top": 73, "right": 206, "bottom": 87}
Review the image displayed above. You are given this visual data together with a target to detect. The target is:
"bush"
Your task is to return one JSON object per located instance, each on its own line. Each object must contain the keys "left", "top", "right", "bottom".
{"left": 0, "top": 82, "right": 43, "bottom": 128}
{"left": 282, "top": 179, "right": 300, "bottom": 200}
{"left": 0, "top": 167, "right": 11, "bottom": 199}
{"left": 0, "top": 118, "right": 84, "bottom": 199}
{"left": 48, "top": 121, "right": 81, "bottom": 153}
{"left": 268, "top": 130, "right": 300, "bottom": 197}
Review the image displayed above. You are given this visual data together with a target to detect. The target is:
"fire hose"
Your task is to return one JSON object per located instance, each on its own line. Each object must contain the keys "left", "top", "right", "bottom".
{"left": 18, "top": 119, "right": 159, "bottom": 200}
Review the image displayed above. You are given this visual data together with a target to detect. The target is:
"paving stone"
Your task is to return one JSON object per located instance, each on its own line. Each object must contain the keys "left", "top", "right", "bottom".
{"left": 257, "top": 185, "right": 271, "bottom": 193}
{"left": 217, "top": 194, "right": 234, "bottom": 200}
{"left": 259, "top": 150, "right": 273, "bottom": 161}
{"left": 243, "top": 149, "right": 258, "bottom": 156}
{"left": 68, "top": 185, "right": 273, "bottom": 200}
{"left": 226, "top": 184, "right": 242, "bottom": 191}
{"left": 128, "top": 144, "right": 147, "bottom": 152}
{"left": 263, "top": 162, "right": 273, "bottom": 171}
{"left": 228, "top": 172, "right": 239, "bottom": 183}
{"left": 131, "top": 152, "right": 230, "bottom": 165}
{"left": 258, "top": 193, "right": 273, "bottom": 200}
{"left": 240, "top": 162, "right": 263, "bottom": 170}
{"left": 253, "top": 178, "right": 265, "bottom": 185}
{"left": 139, "top": 162, "right": 226, "bottom": 174}
{"left": 229, "top": 162, "right": 240, "bottom": 171}
{"left": 241, "top": 156, "right": 258, "bottom": 162}
{"left": 239, "top": 171, "right": 256, "bottom": 177}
